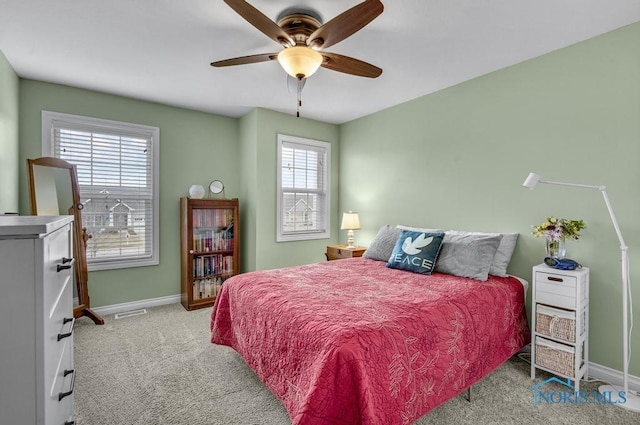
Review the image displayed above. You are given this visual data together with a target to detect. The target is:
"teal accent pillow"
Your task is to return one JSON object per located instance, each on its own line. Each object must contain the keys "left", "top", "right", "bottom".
{"left": 387, "top": 230, "right": 445, "bottom": 275}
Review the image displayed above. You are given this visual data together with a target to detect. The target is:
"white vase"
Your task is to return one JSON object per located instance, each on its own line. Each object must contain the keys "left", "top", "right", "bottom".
{"left": 188, "top": 185, "right": 205, "bottom": 199}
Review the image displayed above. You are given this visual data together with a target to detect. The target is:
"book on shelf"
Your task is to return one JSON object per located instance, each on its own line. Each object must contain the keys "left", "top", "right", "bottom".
{"left": 191, "top": 208, "right": 234, "bottom": 228}
{"left": 192, "top": 255, "right": 234, "bottom": 278}
{"left": 192, "top": 277, "right": 225, "bottom": 301}
{"left": 192, "top": 229, "right": 233, "bottom": 252}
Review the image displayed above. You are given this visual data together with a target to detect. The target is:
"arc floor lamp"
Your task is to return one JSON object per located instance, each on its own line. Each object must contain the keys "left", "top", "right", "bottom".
{"left": 523, "top": 172, "right": 639, "bottom": 412}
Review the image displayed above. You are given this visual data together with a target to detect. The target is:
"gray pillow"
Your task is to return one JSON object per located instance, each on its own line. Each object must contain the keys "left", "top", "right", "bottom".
{"left": 443, "top": 230, "right": 518, "bottom": 277}
{"left": 490, "top": 233, "right": 519, "bottom": 276}
{"left": 363, "top": 225, "right": 401, "bottom": 261}
{"left": 434, "top": 234, "right": 503, "bottom": 281}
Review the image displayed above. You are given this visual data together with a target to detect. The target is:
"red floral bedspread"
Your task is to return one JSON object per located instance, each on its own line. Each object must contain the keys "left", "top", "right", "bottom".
{"left": 211, "top": 257, "right": 529, "bottom": 425}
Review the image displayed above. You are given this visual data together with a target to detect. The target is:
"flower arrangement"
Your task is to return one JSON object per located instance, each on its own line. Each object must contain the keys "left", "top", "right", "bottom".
{"left": 532, "top": 217, "right": 586, "bottom": 242}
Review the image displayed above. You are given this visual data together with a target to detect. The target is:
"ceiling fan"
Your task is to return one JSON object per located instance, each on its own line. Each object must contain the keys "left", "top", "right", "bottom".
{"left": 211, "top": 0, "right": 384, "bottom": 82}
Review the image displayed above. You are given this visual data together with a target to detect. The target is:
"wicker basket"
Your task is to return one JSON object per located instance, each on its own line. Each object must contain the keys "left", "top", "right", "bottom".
{"left": 535, "top": 337, "right": 575, "bottom": 377}
{"left": 536, "top": 305, "right": 576, "bottom": 343}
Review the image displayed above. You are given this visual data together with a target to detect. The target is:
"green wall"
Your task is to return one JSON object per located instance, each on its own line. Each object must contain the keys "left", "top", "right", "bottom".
{"left": 241, "top": 108, "right": 340, "bottom": 271}
{"left": 18, "top": 80, "right": 239, "bottom": 307}
{"left": 0, "top": 50, "right": 19, "bottom": 213}
{"left": 339, "top": 23, "right": 640, "bottom": 376}
{"left": 238, "top": 109, "right": 258, "bottom": 272}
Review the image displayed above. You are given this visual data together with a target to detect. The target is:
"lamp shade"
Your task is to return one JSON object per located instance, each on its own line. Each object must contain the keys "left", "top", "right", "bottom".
{"left": 341, "top": 211, "right": 360, "bottom": 230}
{"left": 522, "top": 172, "right": 541, "bottom": 189}
{"left": 277, "top": 46, "right": 323, "bottom": 79}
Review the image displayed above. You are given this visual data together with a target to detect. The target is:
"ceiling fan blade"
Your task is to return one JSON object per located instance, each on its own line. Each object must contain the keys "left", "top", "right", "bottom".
{"left": 307, "top": 0, "right": 383, "bottom": 50}
{"left": 224, "top": 0, "right": 294, "bottom": 47}
{"left": 211, "top": 53, "right": 278, "bottom": 67}
{"left": 320, "top": 52, "right": 382, "bottom": 78}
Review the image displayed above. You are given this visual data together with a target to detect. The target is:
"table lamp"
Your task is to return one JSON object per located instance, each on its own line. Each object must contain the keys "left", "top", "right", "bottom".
{"left": 341, "top": 211, "right": 360, "bottom": 248}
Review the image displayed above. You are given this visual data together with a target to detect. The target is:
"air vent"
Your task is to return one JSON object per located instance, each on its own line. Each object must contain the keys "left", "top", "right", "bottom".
{"left": 114, "top": 309, "right": 147, "bottom": 320}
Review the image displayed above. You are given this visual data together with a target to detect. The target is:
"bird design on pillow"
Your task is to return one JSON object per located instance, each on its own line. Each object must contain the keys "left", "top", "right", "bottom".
{"left": 401, "top": 233, "right": 434, "bottom": 255}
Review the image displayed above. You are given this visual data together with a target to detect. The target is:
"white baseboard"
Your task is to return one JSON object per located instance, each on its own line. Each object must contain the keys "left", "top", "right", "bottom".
{"left": 92, "top": 294, "right": 181, "bottom": 317}
{"left": 588, "top": 361, "right": 640, "bottom": 393}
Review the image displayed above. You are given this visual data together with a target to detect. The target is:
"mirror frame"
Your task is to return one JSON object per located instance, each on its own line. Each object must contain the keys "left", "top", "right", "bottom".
{"left": 27, "top": 157, "right": 104, "bottom": 325}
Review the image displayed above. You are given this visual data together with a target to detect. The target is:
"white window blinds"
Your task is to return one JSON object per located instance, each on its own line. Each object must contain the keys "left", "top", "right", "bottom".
{"left": 277, "top": 134, "right": 330, "bottom": 242}
{"left": 43, "top": 111, "right": 159, "bottom": 270}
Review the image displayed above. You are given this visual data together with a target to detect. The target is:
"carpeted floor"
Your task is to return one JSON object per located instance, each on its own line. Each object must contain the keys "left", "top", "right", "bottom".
{"left": 73, "top": 303, "right": 638, "bottom": 424}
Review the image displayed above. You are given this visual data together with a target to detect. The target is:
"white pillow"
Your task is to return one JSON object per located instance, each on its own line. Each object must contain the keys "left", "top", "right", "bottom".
{"left": 396, "top": 224, "right": 441, "bottom": 233}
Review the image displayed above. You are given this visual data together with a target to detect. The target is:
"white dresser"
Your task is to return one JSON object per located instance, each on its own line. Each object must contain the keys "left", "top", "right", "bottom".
{"left": 0, "top": 216, "right": 76, "bottom": 425}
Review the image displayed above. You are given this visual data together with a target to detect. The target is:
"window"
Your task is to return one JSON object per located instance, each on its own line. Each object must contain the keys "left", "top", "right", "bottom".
{"left": 277, "top": 134, "right": 331, "bottom": 242}
{"left": 42, "top": 111, "right": 159, "bottom": 270}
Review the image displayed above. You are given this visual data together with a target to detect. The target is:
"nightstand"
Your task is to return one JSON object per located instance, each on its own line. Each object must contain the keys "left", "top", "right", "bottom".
{"left": 530, "top": 264, "right": 589, "bottom": 391}
{"left": 326, "top": 244, "right": 366, "bottom": 261}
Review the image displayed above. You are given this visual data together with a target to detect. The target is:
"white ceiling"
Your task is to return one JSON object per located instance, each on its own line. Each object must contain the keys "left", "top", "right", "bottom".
{"left": 2, "top": 1, "right": 639, "bottom": 124}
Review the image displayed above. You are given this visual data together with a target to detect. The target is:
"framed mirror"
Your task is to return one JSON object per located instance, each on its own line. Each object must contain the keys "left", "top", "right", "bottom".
{"left": 27, "top": 157, "right": 104, "bottom": 325}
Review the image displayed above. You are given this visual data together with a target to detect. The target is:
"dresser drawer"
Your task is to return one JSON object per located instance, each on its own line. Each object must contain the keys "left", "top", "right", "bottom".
{"left": 45, "top": 339, "right": 75, "bottom": 425}
{"left": 43, "top": 224, "right": 74, "bottom": 319}
{"left": 535, "top": 270, "right": 585, "bottom": 309}
{"left": 44, "top": 276, "right": 74, "bottom": 371}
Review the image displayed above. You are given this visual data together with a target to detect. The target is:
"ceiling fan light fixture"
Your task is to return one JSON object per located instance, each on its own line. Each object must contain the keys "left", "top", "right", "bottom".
{"left": 277, "top": 46, "right": 323, "bottom": 79}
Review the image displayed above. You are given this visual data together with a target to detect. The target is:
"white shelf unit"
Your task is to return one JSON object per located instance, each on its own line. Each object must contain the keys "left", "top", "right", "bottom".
{"left": 530, "top": 264, "right": 590, "bottom": 392}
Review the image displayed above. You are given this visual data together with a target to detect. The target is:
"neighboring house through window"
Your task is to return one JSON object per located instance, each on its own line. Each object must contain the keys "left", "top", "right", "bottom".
{"left": 42, "top": 111, "right": 159, "bottom": 270}
{"left": 277, "top": 134, "right": 330, "bottom": 242}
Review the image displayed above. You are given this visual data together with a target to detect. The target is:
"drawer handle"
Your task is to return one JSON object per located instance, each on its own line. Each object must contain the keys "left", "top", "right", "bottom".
{"left": 58, "top": 369, "right": 76, "bottom": 401}
{"left": 57, "top": 257, "right": 75, "bottom": 272}
{"left": 547, "top": 276, "right": 564, "bottom": 283}
{"left": 58, "top": 317, "right": 75, "bottom": 341}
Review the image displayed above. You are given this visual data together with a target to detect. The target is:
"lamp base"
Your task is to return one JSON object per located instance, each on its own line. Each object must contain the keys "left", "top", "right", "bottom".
{"left": 346, "top": 230, "right": 355, "bottom": 248}
{"left": 598, "top": 384, "right": 640, "bottom": 412}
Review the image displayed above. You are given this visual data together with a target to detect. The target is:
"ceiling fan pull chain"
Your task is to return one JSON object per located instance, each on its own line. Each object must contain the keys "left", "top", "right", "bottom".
{"left": 296, "top": 77, "right": 303, "bottom": 118}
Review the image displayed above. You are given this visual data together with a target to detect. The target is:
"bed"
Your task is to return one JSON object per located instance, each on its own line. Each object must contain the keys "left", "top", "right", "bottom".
{"left": 211, "top": 226, "right": 529, "bottom": 425}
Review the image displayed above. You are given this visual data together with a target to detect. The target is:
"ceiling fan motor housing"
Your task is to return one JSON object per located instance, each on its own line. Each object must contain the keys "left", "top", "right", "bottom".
{"left": 277, "top": 12, "right": 323, "bottom": 47}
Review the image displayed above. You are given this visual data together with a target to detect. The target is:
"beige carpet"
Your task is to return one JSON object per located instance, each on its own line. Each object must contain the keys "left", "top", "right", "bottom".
{"left": 73, "top": 303, "right": 638, "bottom": 424}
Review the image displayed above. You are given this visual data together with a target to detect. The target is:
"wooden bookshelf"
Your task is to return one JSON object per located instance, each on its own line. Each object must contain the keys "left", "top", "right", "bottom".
{"left": 180, "top": 197, "right": 239, "bottom": 310}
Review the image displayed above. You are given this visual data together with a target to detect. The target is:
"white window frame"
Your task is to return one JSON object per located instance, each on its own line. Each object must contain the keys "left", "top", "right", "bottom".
{"left": 276, "top": 134, "right": 331, "bottom": 242}
{"left": 42, "top": 110, "right": 160, "bottom": 271}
